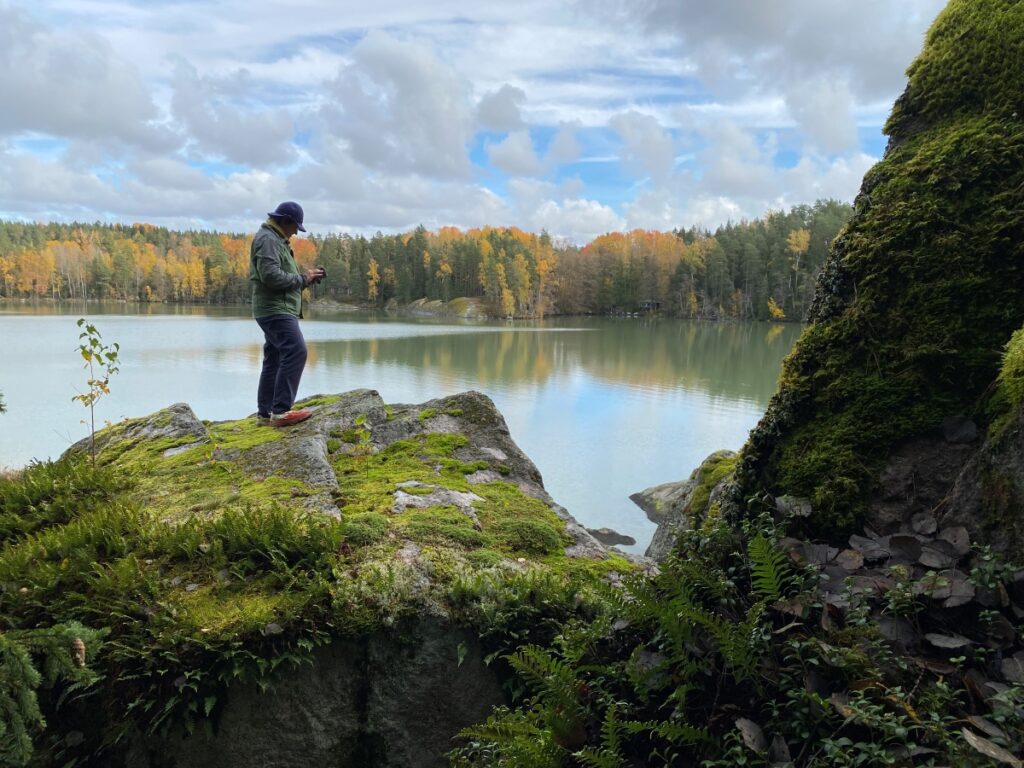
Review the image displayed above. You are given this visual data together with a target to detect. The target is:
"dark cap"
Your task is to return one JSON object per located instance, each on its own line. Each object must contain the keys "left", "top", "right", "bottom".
{"left": 267, "top": 201, "right": 306, "bottom": 232}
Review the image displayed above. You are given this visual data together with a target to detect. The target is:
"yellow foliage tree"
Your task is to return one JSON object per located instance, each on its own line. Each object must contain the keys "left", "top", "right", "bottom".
{"left": 367, "top": 258, "right": 380, "bottom": 302}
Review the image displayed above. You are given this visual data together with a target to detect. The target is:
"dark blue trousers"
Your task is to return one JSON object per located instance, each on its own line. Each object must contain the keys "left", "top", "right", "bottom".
{"left": 256, "top": 315, "right": 308, "bottom": 416}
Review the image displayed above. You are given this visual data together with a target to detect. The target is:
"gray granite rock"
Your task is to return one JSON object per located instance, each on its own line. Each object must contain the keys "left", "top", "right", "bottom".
{"left": 125, "top": 620, "right": 504, "bottom": 768}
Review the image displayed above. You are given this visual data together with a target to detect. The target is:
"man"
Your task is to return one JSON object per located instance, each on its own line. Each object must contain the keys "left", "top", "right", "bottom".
{"left": 251, "top": 201, "right": 325, "bottom": 427}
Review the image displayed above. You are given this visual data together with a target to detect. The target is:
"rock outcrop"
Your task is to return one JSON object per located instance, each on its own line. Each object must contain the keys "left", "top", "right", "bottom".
{"left": 630, "top": 450, "right": 736, "bottom": 560}
{"left": 47, "top": 390, "right": 626, "bottom": 767}
{"left": 730, "top": 0, "right": 1024, "bottom": 541}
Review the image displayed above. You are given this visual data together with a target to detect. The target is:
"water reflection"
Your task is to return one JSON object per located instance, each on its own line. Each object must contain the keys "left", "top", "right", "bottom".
{"left": 302, "top": 317, "right": 798, "bottom": 406}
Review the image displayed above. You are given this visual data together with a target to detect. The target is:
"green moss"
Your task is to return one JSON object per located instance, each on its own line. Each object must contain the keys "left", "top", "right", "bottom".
{"left": 472, "top": 482, "right": 572, "bottom": 557}
{"left": 465, "top": 549, "right": 504, "bottom": 568}
{"left": 326, "top": 438, "right": 341, "bottom": 453}
{"left": 400, "top": 506, "right": 489, "bottom": 549}
{"left": 340, "top": 512, "right": 389, "bottom": 547}
{"left": 687, "top": 452, "right": 738, "bottom": 518}
{"left": 737, "top": 0, "right": 1024, "bottom": 537}
{"left": 490, "top": 519, "right": 563, "bottom": 555}
{"left": 418, "top": 408, "right": 438, "bottom": 421}
{"left": 998, "top": 327, "right": 1024, "bottom": 408}
{"left": 171, "top": 584, "right": 308, "bottom": 638}
{"left": 295, "top": 395, "right": 341, "bottom": 408}
{"left": 400, "top": 484, "right": 435, "bottom": 496}
{"left": 87, "top": 416, "right": 315, "bottom": 521}
{"left": 333, "top": 433, "right": 478, "bottom": 515}
{"left": 445, "top": 408, "right": 464, "bottom": 417}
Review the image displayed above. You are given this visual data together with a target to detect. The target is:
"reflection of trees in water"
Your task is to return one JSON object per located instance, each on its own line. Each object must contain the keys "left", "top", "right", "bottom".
{"left": 0, "top": 301, "right": 245, "bottom": 318}
{"left": 313, "top": 321, "right": 803, "bottom": 406}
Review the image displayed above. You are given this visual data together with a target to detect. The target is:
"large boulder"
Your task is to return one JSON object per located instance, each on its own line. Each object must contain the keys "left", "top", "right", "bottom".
{"left": 733, "top": 0, "right": 1024, "bottom": 540}
{"left": 39, "top": 390, "right": 625, "bottom": 767}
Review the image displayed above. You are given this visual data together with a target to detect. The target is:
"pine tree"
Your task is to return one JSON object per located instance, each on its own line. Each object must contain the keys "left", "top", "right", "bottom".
{"left": 0, "top": 623, "right": 105, "bottom": 767}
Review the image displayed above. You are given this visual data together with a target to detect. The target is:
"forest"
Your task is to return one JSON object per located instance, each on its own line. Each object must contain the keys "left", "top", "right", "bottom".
{"left": 0, "top": 199, "right": 851, "bottom": 321}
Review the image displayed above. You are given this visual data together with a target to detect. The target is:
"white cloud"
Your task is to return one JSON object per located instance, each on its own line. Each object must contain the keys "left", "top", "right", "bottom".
{"left": 784, "top": 76, "right": 858, "bottom": 154}
{"left": 0, "top": 150, "right": 116, "bottom": 211}
{"left": 530, "top": 198, "right": 625, "bottom": 242}
{"left": 0, "top": 0, "right": 947, "bottom": 241}
{"left": 0, "top": 5, "right": 172, "bottom": 151}
{"left": 170, "top": 59, "right": 297, "bottom": 167}
{"left": 130, "top": 157, "right": 212, "bottom": 192}
{"left": 477, "top": 84, "right": 527, "bottom": 131}
{"left": 321, "top": 30, "right": 473, "bottom": 179}
{"left": 506, "top": 178, "right": 623, "bottom": 241}
{"left": 609, "top": 110, "right": 675, "bottom": 185}
{"left": 487, "top": 131, "right": 542, "bottom": 177}
{"left": 545, "top": 122, "right": 581, "bottom": 165}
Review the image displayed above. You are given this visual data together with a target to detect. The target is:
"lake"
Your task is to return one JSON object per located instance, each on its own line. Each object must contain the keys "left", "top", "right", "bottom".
{"left": 0, "top": 303, "right": 802, "bottom": 552}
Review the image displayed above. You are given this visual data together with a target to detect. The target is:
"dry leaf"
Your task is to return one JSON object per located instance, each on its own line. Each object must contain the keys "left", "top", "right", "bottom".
{"left": 961, "top": 728, "right": 1022, "bottom": 767}
{"left": 924, "top": 632, "right": 972, "bottom": 649}
{"left": 71, "top": 637, "right": 86, "bottom": 668}
{"left": 834, "top": 549, "right": 865, "bottom": 571}
{"left": 938, "top": 527, "right": 971, "bottom": 556}
{"left": 830, "top": 692, "right": 855, "bottom": 718}
{"left": 735, "top": 718, "right": 767, "bottom": 753}
{"left": 967, "top": 716, "right": 1008, "bottom": 742}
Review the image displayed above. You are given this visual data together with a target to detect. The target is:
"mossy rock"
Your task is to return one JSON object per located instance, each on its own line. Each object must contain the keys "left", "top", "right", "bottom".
{"left": 736, "top": 0, "right": 1024, "bottom": 538}
{"left": 3, "top": 390, "right": 627, "bottom": 765}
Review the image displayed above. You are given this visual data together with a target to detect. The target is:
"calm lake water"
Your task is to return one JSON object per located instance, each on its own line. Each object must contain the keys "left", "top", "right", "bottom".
{"left": 0, "top": 303, "right": 802, "bottom": 552}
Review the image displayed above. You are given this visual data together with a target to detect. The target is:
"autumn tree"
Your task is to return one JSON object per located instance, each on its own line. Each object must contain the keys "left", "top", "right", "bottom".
{"left": 786, "top": 227, "right": 811, "bottom": 310}
{"left": 366, "top": 258, "right": 380, "bottom": 303}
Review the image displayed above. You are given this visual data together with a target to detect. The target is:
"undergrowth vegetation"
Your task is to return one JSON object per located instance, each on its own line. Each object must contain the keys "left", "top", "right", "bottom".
{"left": 451, "top": 507, "right": 1024, "bottom": 767}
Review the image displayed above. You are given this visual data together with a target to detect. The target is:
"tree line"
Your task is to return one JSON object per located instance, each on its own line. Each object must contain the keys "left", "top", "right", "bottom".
{"left": 0, "top": 199, "right": 851, "bottom": 320}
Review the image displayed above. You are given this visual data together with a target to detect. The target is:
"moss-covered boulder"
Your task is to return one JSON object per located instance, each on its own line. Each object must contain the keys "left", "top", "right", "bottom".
{"left": 630, "top": 450, "right": 737, "bottom": 560}
{"left": 4, "top": 391, "right": 634, "bottom": 767}
{"left": 735, "top": 0, "right": 1024, "bottom": 539}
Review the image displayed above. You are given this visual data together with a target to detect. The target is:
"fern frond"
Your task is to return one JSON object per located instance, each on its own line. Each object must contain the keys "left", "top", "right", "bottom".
{"left": 748, "top": 533, "right": 791, "bottom": 602}
{"left": 574, "top": 703, "right": 626, "bottom": 768}
{"left": 509, "top": 646, "right": 577, "bottom": 697}
{"left": 621, "top": 718, "right": 708, "bottom": 745}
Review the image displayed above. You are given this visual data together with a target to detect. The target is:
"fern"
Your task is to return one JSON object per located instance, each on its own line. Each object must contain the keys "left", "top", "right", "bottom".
{"left": 748, "top": 533, "right": 791, "bottom": 602}
{"left": 452, "top": 706, "right": 564, "bottom": 768}
{"left": 621, "top": 718, "right": 708, "bottom": 746}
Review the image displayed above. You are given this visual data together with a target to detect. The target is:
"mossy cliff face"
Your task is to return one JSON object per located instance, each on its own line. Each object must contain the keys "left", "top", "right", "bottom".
{"left": 736, "top": 0, "right": 1024, "bottom": 536}
{"left": 4, "top": 391, "right": 632, "bottom": 767}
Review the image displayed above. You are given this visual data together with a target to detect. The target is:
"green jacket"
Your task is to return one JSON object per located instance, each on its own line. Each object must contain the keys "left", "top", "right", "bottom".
{"left": 250, "top": 220, "right": 306, "bottom": 319}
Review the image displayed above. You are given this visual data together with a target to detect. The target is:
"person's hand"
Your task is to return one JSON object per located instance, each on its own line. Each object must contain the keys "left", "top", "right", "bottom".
{"left": 304, "top": 267, "right": 326, "bottom": 285}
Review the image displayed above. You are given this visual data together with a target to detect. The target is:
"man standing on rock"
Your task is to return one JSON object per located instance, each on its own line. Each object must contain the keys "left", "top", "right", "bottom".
{"left": 251, "top": 201, "right": 325, "bottom": 427}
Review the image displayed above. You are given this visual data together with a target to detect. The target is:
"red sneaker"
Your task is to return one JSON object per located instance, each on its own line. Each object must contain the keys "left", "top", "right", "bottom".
{"left": 269, "top": 409, "right": 312, "bottom": 427}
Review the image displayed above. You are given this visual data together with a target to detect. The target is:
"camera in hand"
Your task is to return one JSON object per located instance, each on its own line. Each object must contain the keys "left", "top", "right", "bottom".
{"left": 311, "top": 266, "right": 327, "bottom": 285}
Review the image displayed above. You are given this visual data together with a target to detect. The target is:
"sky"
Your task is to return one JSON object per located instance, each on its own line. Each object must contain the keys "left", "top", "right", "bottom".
{"left": 0, "top": 0, "right": 946, "bottom": 243}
